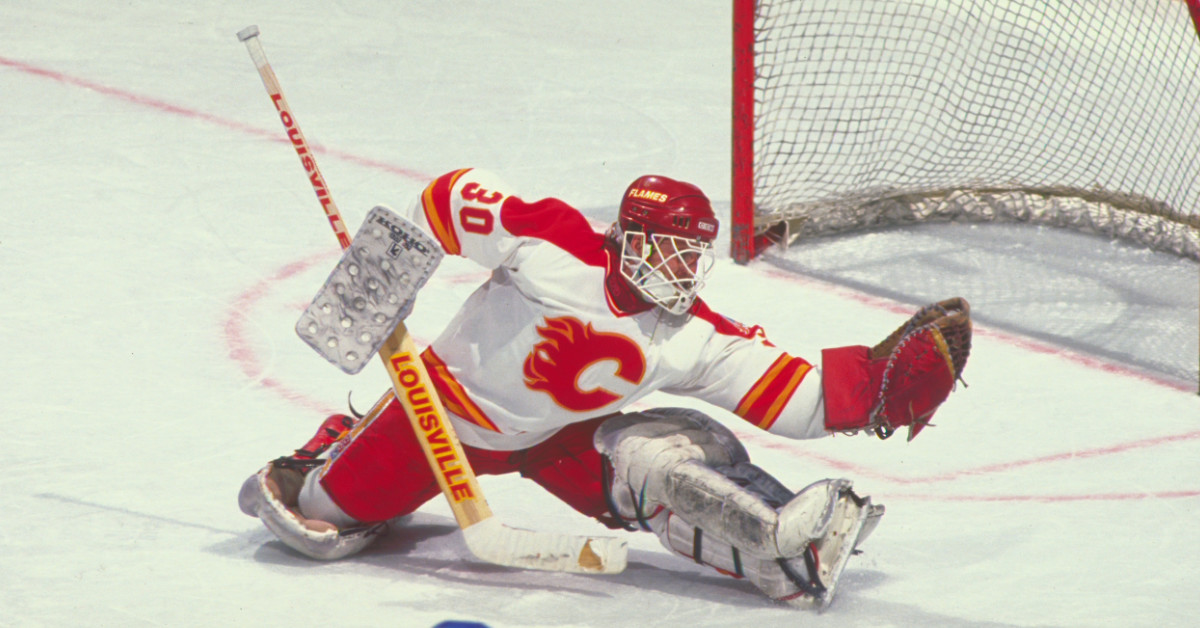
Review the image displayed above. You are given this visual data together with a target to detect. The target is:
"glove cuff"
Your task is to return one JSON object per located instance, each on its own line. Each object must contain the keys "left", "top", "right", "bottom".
{"left": 820, "top": 345, "right": 884, "bottom": 433}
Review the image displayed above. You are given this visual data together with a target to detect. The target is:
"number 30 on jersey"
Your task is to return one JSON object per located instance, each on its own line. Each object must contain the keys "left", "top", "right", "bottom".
{"left": 459, "top": 182, "right": 500, "bottom": 235}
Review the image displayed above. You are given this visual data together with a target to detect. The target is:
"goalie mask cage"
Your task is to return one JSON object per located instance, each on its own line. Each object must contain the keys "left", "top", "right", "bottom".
{"left": 732, "top": 0, "right": 1200, "bottom": 391}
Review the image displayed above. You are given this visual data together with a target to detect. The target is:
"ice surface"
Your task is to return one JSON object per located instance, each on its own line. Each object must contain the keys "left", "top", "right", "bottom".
{"left": 1, "top": 2, "right": 1197, "bottom": 627}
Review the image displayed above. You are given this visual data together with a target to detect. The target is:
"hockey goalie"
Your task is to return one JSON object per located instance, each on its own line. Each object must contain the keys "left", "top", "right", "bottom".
{"left": 238, "top": 169, "right": 971, "bottom": 609}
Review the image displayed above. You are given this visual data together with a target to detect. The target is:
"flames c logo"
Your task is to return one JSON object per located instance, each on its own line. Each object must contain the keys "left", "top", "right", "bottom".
{"left": 523, "top": 316, "right": 647, "bottom": 412}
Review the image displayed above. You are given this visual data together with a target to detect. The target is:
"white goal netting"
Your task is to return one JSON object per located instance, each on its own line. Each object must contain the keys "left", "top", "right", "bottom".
{"left": 746, "top": 0, "right": 1200, "bottom": 259}
{"left": 738, "top": 0, "right": 1200, "bottom": 387}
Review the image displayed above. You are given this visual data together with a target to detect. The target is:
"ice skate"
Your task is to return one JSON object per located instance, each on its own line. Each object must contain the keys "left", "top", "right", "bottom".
{"left": 776, "top": 486, "right": 884, "bottom": 610}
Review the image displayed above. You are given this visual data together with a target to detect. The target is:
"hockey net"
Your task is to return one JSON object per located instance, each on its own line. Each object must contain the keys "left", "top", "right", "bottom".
{"left": 731, "top": 0, "right": 1200, "bottom": 263}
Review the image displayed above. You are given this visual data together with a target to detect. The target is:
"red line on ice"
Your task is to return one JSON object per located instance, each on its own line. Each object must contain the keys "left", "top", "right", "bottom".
{"left": 0, "top": 56, "right": 443, "bottom": 411}
{"left": 222, "top": 252, "right": 340, "bottom": 415}
{"left": 0, "top": 55, "right": 431, "bottom": 182}
{"left": 223, "top": 254, "right": 442, "bottom": 413}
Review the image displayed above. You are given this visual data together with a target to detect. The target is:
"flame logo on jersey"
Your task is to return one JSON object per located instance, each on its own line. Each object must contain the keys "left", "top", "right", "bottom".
{"left": 523, "top": 316, "right": 647, "bottom": 412}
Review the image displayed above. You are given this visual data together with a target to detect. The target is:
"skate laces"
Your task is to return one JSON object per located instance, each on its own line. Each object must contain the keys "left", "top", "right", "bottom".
{"left": 270, "top": 456, "right": 325, "bottom": 472}
{"left": 777, "top": 542, "right": 827, "bottom": 601}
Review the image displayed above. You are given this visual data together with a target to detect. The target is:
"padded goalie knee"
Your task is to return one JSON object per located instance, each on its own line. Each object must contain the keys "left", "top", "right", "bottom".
{"left": 823, "top": 297, "right": 972, "bottom": 440}
{"left": 595, "top": 408, "right": 884, "bottom": 609}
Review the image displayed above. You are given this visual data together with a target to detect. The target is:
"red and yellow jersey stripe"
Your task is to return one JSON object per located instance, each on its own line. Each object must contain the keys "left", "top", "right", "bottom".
{"left": 734, "top": 353, "right": 812, "bottom": 431}
{"left": 420, "top": 168, "right": 472, "bottom": 255}
{"left": 421, "top": 346, "right": 501, "bottom": 432}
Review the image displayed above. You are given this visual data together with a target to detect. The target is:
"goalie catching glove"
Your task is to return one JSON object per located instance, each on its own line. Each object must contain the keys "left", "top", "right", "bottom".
{"left": 822, "top": 297, "right": 972, "bottom": 440}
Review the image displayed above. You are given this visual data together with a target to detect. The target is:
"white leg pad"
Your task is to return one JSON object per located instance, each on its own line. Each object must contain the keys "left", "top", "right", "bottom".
{"left": 238, "top": 465, "right": 384, "bottom": 561}
{"left": 596, "top": 407, "right": 884, "bottom": 609}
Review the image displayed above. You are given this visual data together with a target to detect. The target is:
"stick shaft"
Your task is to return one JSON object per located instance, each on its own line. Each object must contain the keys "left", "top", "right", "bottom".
{"left": 238, "top": 26, "right": 493, "bottom": 529}
{"left": 240, "top": 28, "right": 352, "bottom": 250}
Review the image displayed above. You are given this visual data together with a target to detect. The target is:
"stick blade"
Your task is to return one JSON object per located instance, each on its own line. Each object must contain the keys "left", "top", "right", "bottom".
{"left": 461, "top": 518, "right": 627, "bottom": 574}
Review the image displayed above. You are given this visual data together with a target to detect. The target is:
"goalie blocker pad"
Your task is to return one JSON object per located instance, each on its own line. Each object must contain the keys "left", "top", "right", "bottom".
{"left": 296, "top": 206, "right": 443, "bottom": 374}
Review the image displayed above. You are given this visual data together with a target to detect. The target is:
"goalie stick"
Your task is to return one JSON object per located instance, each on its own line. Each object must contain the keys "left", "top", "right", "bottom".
{"left": 236, "top": 25, "right": 627, "bottom": 574}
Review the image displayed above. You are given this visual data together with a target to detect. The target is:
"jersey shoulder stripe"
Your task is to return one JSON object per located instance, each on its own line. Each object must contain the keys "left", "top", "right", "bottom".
{"left": 421, "top": 168, "right": 472, "bottom": 255}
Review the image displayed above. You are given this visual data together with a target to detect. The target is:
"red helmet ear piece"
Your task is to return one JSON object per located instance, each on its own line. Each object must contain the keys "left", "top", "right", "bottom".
{"left": 619, "top": 175, "right": 719, "bottom": 242}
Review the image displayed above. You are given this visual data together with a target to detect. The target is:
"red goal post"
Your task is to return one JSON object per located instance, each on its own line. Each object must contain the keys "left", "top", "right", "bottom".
{"left": 731, "top": 0, "right": 1200, "bottom": 263}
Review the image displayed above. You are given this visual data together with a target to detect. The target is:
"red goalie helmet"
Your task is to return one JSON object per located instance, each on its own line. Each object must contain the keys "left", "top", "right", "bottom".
{"left": 618, "top": 175, "right": 719, "bottom": 241}
{"left": 615, "top": 175, "right": 719, "bottom": 315}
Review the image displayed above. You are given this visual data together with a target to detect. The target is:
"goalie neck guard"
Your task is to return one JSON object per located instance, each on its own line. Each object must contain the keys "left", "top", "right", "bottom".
{"left": 615, "top": 175, "right": 719, "bottom": 315}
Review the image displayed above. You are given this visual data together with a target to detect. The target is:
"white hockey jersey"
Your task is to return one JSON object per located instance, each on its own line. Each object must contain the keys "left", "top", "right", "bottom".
{"left": 400, "top": 168, "right": 827, "bottom": 451}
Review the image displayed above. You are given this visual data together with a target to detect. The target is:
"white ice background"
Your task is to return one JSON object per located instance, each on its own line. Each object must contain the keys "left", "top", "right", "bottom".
{"left": 2, "top": 3, "right": 1198, "bottom": 627}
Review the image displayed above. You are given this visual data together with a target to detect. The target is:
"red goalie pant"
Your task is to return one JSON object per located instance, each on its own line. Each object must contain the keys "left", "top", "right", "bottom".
{"left": 316, "top": 399, "right": 619, "bottom": 528}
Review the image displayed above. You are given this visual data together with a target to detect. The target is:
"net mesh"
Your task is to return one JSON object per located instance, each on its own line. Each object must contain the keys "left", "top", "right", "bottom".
{"left": 752, "top": 0, "right": 1200, "bottom": 259}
